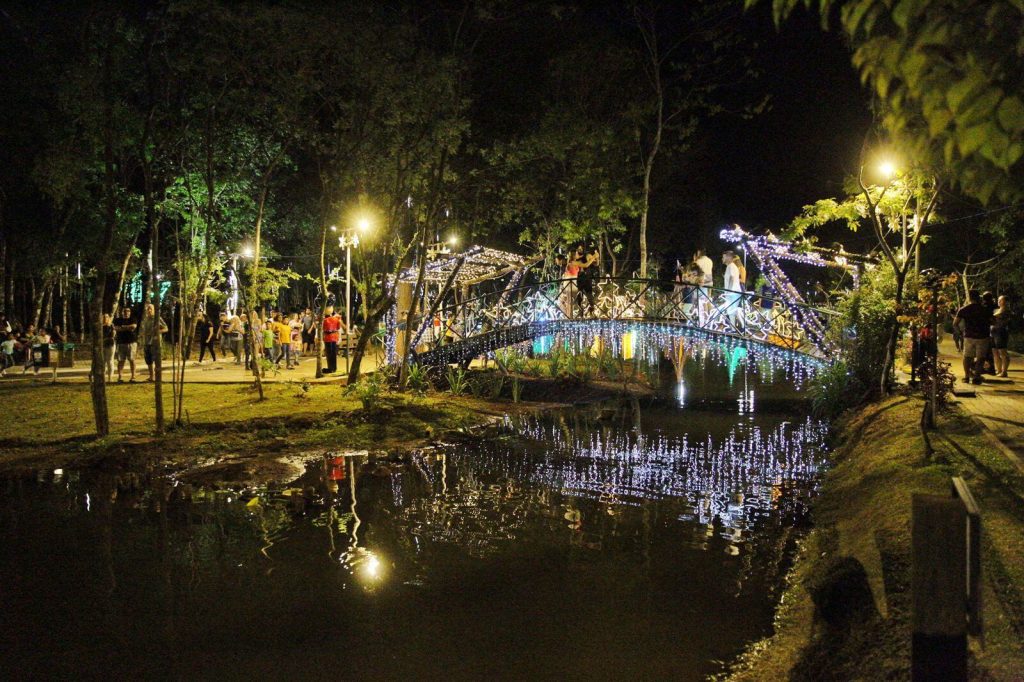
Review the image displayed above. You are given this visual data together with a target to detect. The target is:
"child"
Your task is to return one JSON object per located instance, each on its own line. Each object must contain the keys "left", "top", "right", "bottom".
{"left": 262, "top": 323, "right": 275, "bottom": 361}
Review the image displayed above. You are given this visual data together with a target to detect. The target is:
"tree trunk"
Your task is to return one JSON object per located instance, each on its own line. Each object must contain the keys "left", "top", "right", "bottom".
{"left": 247, "top": 184, "right": 268, "bottom": 400}
{"left": 315, "top": 219, "right": 328, "bottom": 379}
{"left": 398, "top": 221, "right": 429, "bottom": 388}
{"left": 3, "top": 243, "right": 13, "bottom": 320}
{"left": 78, "top": 272, "right": 86, "bottom": 342}
{"left": 61, "top": 266, "right": 69, "bottom": 340}
{"left": 880, "top": 268, "right": 908, "bottom": 396}
{"left": 347, "top": 301, "right": 389, "bottom": 383}
{"left": 90, "top": 46, "right": 119, "bottom": 437}
{"left": 112, "top": 236, "right": 138, "bottom": 316}
{"left": 144, "top": 167, "right": 165, "bottom": 433}
{"left": 637, "top": 15, "right": 664, "bottom": 281}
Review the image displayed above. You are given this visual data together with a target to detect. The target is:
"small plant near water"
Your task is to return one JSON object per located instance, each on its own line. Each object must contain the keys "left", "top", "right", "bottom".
{"left": 496, "top": 348, "right": 527, "bottom": 374}
{"left": 446, "top": 366, "right": 470, "bottom": 395}
{"left": 346, "top": 371, "right": 389, "bottom": 412}
{"left": 573, "top": 351, "right": 595, "bottom": 383}
{"left": 547, "top": 348, "right": 564, "bottom": 378}
{"left": 510, "top": 375, "right": 523, "bottom": 403}
{"left": 406, "top": 363, "right": 431, "bottom": 395}
{"left": 488, "top": 373, "right": 505, "bottom": 399}
{"left": 809, "top": 360, "right": 863, "bottom": 419}
{"left": 469, "top": 373, "right": 486, "bottom": 398}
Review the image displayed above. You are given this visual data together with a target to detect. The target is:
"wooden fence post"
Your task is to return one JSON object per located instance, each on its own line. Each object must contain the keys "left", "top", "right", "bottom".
{"left": 911, "top": 493, "right": 967, "bottom": 681}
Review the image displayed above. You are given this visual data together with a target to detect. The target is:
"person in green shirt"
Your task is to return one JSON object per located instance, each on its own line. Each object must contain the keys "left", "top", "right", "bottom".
{"left": 262, "top": 323, "right": 275, "bottom": 360}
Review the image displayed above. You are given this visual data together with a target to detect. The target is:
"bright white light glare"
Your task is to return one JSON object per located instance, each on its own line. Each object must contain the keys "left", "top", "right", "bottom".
{"left": 241, "top": 246, "right": 254, "bottom": 258}
{"left": 878, "top": 160, "right": 896, "bottom": 179}
{"left": 364, "top": 555, "right": 380, "bottom": 578}
{"left": 448, "top": 234, "right": 459, "bottom": 246}
{"left": 356, "top": 217, "right": 371, "bottom": 233}
{"left": 676, "top": 381, "right": 686, "bottom": 407}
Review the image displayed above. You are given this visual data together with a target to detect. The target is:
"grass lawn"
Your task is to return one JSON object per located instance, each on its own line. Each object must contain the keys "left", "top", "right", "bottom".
{"left": 728, "top": 395, "right": 1024, "bottom": 681}
{"left": 0, "top": 379, "right": 497, "bottom": 472}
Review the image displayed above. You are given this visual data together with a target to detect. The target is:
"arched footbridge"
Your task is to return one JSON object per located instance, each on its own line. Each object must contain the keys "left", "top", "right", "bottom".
{"left": 392, "top": 278, "right": 837, "bottom": 368}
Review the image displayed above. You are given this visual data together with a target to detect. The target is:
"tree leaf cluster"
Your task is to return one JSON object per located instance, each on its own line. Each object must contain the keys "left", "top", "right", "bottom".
{"left": 753, "top": 0, "right": 1024, "bottom": 204}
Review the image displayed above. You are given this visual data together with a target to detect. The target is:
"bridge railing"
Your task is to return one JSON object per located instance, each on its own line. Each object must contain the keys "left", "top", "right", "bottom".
{"left": 407, "top": 277, "right": 835, "bottom": 357}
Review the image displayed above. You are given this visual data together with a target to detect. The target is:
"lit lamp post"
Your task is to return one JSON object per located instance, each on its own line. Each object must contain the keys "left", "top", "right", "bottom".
{"left": 336, "top": 216, "right": 372, "bottom": 373}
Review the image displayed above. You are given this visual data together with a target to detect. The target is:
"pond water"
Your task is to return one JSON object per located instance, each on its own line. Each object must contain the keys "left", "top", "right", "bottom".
{"left": 0, "top": 357, "right": 828, "bottom": 680}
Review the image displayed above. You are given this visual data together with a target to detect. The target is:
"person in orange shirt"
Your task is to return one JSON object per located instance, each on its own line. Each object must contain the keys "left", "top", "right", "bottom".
{"left": 273, "top": 313, "right": 293, "bottom": 369}
{"left": 322, "top": 307, "right": 342, "bottom": 374}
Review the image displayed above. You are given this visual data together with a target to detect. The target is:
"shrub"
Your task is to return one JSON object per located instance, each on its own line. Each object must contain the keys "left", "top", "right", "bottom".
{"left": 445, "top": 366, "right": 469, "bottom": 395}
{"left": 809, "top": 360, "right": 863, "bottom": 419}
{"left": 406, "top": 363, "right": 431, "bottom": 395}
{"left": 547, "top": 348, "right": 563, "bottom": 378}
{"left": 511, "top": 375, "right": 523, "bottom": 403}
{"left": 346, "top": 371, "right": 389, "bottom": 412}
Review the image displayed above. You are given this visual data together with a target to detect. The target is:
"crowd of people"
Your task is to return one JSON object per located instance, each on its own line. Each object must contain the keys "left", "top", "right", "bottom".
{"left": 0, "top": 303, "right": 353, "bottom": 382}
{"left": 550, "top": 244, "right": 749, "bottom": 326}
{"left": 953, "top": 290, "right": 1013, "bottom": 384}
{"left": 0, "top": 313, "right": 67, "bottom": 378}
{"left": 183, "top": 306, "right": 350, "bottom": 377}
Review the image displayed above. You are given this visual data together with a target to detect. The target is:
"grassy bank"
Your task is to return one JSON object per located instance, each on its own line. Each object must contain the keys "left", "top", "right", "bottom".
{"left": 0, "top": 380, "right": 502, "bottom": 474}
{"left": 727, "top": 395, "right": 1024, "bottom": 680}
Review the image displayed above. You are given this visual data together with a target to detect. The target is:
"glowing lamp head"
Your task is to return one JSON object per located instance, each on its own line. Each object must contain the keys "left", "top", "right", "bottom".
{"left": 447, "top": 234, "right": 459, "bottom": 247}
{"left": 241, "top": 246, "right": 254, "bottom": 258}
{"left": 878, "top": 160, "right": 897, "bottom": 181}
{"left": 356, "top": 216, "right": 372, "bottom": 233}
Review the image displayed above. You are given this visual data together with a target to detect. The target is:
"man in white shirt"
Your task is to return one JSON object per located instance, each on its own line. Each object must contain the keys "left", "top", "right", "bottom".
{"left": 693, "top": 249, "right": 713, "bottom": 286}
{"left": 721, "top": 251, "right": 743, "bottom": 328}
{"left": 693, "top": 249, "right": 714, "bottom": 323}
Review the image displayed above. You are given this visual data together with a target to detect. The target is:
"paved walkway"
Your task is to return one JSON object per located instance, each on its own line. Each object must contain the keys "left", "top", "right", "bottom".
{"left": 0, "top": 350, "right": 383, "bottom": 385}
{"left": 940, "top": 338, "right": 1024, "bottom": 470}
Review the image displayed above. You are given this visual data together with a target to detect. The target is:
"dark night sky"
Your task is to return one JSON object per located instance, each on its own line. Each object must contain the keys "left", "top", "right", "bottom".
{"left": 660, "top": 6, "right": 875, "bottom": 254}
{"left": 462, "top": 2, "right": 874, "bottom": 259}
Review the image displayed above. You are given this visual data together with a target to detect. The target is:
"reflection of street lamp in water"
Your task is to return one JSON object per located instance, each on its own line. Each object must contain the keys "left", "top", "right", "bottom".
{"left": 341, "top": 456, "right": 386, "bottom": 588}
{"left": 338, "top": 215, "right": 373, "bottom": 374}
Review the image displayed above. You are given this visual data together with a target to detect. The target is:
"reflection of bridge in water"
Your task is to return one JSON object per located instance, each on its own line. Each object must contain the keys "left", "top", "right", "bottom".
{"left": 398, "top": 406, "right": 827, "bottom": 558}
{"left": 394, "top": 277, "right": 836, "bottom": 370}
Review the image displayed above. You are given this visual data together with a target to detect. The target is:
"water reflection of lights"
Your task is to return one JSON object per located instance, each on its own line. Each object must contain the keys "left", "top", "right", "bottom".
{"left": 498, "top": 412, "right": 826, "bottom": 528}
{"left": 342, "top": 547, "right": 386, "bottom": 586}
{"left": 398, "top": 411, "right": 827, "bottom": 556}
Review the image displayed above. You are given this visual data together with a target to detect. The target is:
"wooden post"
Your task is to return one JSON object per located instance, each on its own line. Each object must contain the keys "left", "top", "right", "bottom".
{"left": 912, "top": 493, "right": 967, "bottom": 681}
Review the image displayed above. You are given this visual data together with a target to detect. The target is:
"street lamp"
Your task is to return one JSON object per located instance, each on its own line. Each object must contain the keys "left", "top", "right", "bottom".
{"left": 338, "top": 214, "right": 373, "bottom": 372}
{"left": 878, "top": 159, "right": 897, "bottom": 182}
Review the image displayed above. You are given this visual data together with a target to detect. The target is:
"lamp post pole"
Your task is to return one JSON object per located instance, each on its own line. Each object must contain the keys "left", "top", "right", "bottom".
{"left": 339, "top": 230, "right": 361, "bottom": 375}
{"left": 345, "top": 238, "right": 352, "bottom": 375}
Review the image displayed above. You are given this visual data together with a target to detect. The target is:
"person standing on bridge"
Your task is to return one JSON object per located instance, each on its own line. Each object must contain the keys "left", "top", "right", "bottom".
{"left": 693, "top": 249, "right": 713, "bottom": 323}
{"left": 576, "top": 244, "right": 600, "bottom": 314}
{"left": 721, "top": 251, "right": 743, "bottom": 329}
{"left": 560, "top": 252, "right": 581, "bottom": 318}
